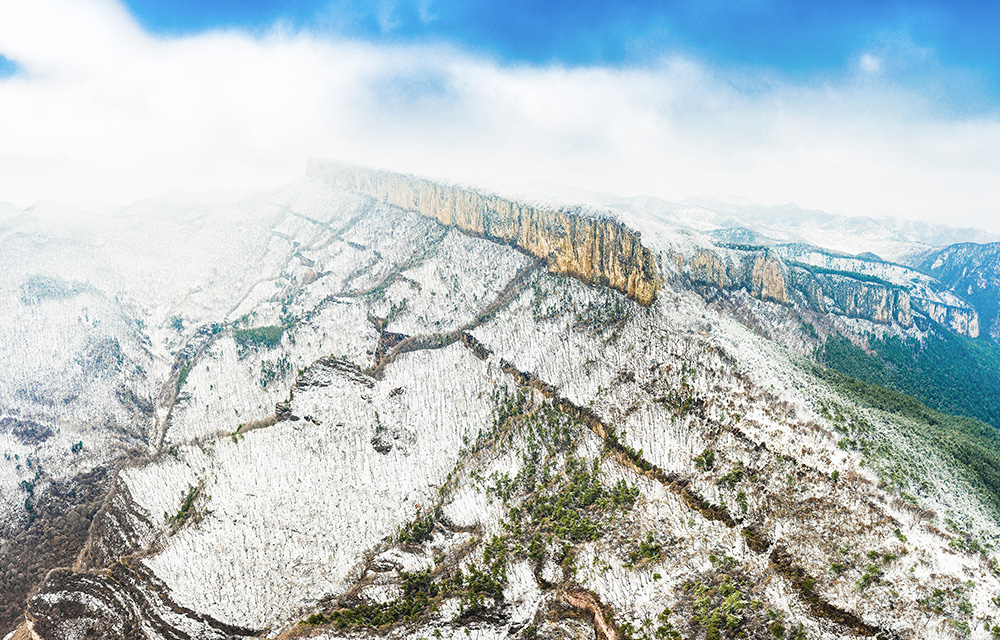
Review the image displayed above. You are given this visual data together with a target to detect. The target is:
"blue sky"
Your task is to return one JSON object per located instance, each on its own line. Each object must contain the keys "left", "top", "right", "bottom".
{"left": 0, "top": 0, "right": 998, "bottom": 229}
{"left": 0, "top": 53, "right": 19, "bottom": 78}
{"left": 121, "top": 0, "right": 999, "bottom": 88}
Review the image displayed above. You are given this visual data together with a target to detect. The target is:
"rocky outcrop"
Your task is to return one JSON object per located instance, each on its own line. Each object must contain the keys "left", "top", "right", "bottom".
{"left": 750, "top": 254, "right": 789, "bottom": 304}
{"left": 818, "top": 274, "right": 913, "bottom": 326}
{"left": 683, "top": 246, "right": 913, "bottom": 327}
{"left": 308, "top": 161, "right": 659, "bottom": 306}
{"left": 920, "top": 242, "right": 1000, "bottom": 340}
{"left": 913, "top": 298, "right": 980, "bottom": 337}
{"left": 687, "top": 249, "right": 789, "bottom": 304}
{"left": 688, "top": 250, "right": 730, "bottom": 289}
{"left": 785, "top": 262, "right": 913, "bottom": 327}
{"left": 775, "top": 247, "right": 979, "bottom": 337}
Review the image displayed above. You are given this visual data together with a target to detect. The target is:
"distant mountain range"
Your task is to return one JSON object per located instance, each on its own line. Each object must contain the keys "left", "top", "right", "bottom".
{"left": 513, "top": 182, "right": 999, "bottom": 265}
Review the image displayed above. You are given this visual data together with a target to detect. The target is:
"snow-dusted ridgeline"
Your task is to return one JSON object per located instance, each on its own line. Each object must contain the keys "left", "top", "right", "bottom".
{"left": 9, "top": 169, "right": 1000, "bottom": 640}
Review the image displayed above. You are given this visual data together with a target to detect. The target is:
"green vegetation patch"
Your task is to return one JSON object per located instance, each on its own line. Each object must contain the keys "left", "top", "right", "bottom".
{"left": 813, "top": 362, "right": 1000, "bottom": 515}
{"left": 505, "top": 456, "right": 638, "bottom": 542}
{"left": 259, "top": 354, "right": 292, "bottom": 388}
{"left": 303, "top": 543, "right": 510, "bottom": 629}
{"left": 233, "top": 325, "right": 285, "bottom": 352}
{"left": 626, "top": 532, "right": 666, "bottom": 567}
{"left": 175, "top": 362, "right": 193, "bottom": 393}
{"left": 303, "top": 570, "right": 439, "bottom": 628}
{"left": 19, "top": 275, "right": 90, "bottom": 304}
{"left": 398, "top": 506, "right": 440, "bottom": 544}
{"left": 306, "top": 390, "right": 641, "bottom": 632}
{"left": 165, "top": 484, "right": 199, "bottom": 525}
{"left": 819, "top": 329, "right": 1000, "bottom": 430}
{"left": 669, "top": 569, "right": 810, "bottom": 640}
{"left": 483, "top": 393, "right": 639, "bottom": 547}
{"left": 574, "top": 290, "right": 631, "bottom": 337}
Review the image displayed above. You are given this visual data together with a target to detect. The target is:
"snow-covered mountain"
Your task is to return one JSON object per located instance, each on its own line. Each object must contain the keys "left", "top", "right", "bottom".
{"left": 919, "top": 243, "right": 1000, "bottom": 341}
{"left": 513, "top": 183, "right": 998, "bottom": 267}
{"left": 3, "top": 164, "right": 1000, "bottom": 640}
{"left": 0, "top": 202, "right": 19, "bottom": 220}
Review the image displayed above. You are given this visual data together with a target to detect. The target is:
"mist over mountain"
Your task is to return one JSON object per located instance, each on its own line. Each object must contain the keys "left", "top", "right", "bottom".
{"left": 2, "top": 163, "right": 1000, "bottom": 640}
{"left": 512, "top": 182, "right": 999, "bottom": 266}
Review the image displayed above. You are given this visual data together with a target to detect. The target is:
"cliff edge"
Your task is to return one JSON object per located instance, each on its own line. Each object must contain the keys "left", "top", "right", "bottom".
{"left": 308, "top": 161, "right": 659, "bottom": 305}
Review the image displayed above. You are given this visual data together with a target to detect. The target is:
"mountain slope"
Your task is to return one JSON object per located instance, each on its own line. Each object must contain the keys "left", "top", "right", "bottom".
{"left": 920, "top": 243, "right": 1000, "bottom": 340}
{"left": 3, "top": 165, "right": 1000, "bottom": 640}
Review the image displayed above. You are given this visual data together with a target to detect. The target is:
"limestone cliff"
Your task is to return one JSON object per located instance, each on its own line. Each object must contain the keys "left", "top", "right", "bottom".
{"left": 683, "top": 246, "right": 914, "bottom": 327}
{"left": 688, "top": 250, "right": 730, "bottom": 289}
{"left": 919, "top": 242, "right": 999, "bottom": 339}
{"left": 914, "top": 298, "right": 980, "bottom": 337}
{"left": 750, "top": 254, "right": 789, "bottom": 304}
{"left": 307, "top": 161, "right": 659, "bottom": 305}
{"left": 816, "top": 273, "right": 913, "bottom": 326}
{"left": 686, "top": 249, "right": 792, "bottom": 305}
{"left": 785, "top": 262, "right": 913, "bottom": 327}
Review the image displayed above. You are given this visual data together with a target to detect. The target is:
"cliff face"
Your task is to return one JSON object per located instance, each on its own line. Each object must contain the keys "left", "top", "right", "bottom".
{"left": 684, "top": 246, "right": 914, "bottom": 327}
{"left": 915, "top": 298, "right": 980, "bottom": 337}
{"left": 920, "top": 242, "right": 1000, "bottom": 339}
{"left": 308, "top": 161, "right": 659, "bottom": 306}
{"left": 688, "top": 250, "right": 730, "bottom": 289}
{"left": 750, "top": 255, "right": 789, "bottom": 304}
{"left": 819, "top": 274, "right": 913, "bottom": 326}
{"left": 687, "top": 250, "right": 789, "bottom": 304}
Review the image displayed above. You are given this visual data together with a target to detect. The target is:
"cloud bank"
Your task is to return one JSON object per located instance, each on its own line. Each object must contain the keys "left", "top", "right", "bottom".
{"left": 0, "top": 0, "right": 998, "bottom": 230}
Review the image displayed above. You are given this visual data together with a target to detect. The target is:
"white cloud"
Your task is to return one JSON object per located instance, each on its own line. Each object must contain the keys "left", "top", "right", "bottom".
{"left": 859, "top": 53, "right": 882, "bottom": 74}
{"left": 0, "top": 0, "right": 998, "bottom": 231}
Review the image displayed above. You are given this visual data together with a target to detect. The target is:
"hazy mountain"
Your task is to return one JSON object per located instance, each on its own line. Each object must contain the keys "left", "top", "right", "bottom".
{"left": 513, "top": 182, "right": 999, "bottom": 266}
{"left": 0, "top": 201, "right": 20, "bottom": 221}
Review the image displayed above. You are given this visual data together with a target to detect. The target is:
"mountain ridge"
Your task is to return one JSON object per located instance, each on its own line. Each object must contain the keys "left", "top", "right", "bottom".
{"left": 2, "top": 166, "right": 1000, "bottom": 640}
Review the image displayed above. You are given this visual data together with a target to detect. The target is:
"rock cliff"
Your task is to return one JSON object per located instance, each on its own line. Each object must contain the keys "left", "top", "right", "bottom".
{"left": 920, "top": 242, "right": 1000, "bottom": 339}
{"left": 913, "top": 298, "right": 980, "bottom": 337}
{"left": 684, "top": 246, "right": 913, "bottom": 327}
{"left": 307, "top": 161, "right": 659, "bottom": 305}
{"left": 750, "top": 254, "right": 789, "bottom": 304}
{"left": 815, "top": 272, "right": 913, "bottom": 326}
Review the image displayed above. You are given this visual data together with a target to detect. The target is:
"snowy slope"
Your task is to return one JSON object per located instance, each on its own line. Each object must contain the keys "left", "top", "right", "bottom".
{"left": 8, "top": 169, "right": 1000, "bottom": 640}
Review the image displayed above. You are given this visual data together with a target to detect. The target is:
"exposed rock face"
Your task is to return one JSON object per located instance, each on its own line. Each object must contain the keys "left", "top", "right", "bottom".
{"left": 787, "top": 266, "right": 827, "bottom": 311}
{"left": 819, "top": 275, "right": 912, "bottom": 326}
{"left": 689, "top": 250, "right": 730, "bottom": 289}
{"left": 684, "top": 246, "right": 913, "bottom": 327}
{"left": 750, "top": 254, "right": 789, "bottom": 304}
{"left": 307, "top": 161, "right": 659, "bottom": 305}
{"left": 913, "top": 298, "right": 979, "bottom": 337}
{"left": 920, "top": 242, "right": 1000, "bottom": 339}
{"left": 686, "top": 250, "right": 789, "bottom": 304}
{"left": 790, "top": 269, "right": 914, "bottom": 328}
{"left": 775, "top": 247, "right": 979, "bottom": 337}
